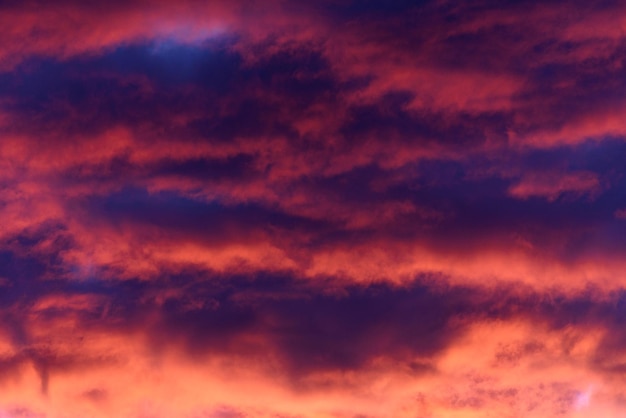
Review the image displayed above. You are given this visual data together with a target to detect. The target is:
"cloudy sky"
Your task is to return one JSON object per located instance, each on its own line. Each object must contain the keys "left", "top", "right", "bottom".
{"left": 1, "top": 0, "right": 626, "bottom": 416}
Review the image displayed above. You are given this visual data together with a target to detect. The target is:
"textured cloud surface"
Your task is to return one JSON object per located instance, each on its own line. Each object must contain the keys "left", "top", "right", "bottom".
{"left": 1, "top": 0, "right": 626, "bottom": 416}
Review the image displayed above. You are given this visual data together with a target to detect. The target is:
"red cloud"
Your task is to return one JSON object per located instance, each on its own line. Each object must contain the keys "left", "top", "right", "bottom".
{"left": 1, "top": 0, "right": 626, "bottom": 416}
{"left": 508, "top": 171, "right": 601, "bottom": 201}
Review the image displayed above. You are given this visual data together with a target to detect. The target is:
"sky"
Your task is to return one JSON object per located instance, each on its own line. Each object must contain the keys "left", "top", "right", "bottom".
{"left": 1, "top": 0, "right": 626, "bottom": 416}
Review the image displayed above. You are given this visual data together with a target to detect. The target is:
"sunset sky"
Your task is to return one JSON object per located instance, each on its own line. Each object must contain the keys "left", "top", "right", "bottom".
{"left": 1, "top": 0, "right": 626, "bottom": 416}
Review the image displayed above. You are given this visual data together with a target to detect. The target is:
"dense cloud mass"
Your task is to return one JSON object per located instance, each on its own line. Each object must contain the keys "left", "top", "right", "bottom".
{"left": 1, "top": 0, "right": 626, "bottom": 416}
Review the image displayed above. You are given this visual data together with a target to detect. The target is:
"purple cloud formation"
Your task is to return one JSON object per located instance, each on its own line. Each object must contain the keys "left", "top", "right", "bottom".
{"left": 1, "top": 0, "right": 626, "bottom": 416}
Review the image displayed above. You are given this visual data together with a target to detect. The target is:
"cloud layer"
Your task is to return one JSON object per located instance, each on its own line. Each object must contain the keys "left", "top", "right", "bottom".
{"left": 1, "top": 0, "right": 626, "bottom": 416}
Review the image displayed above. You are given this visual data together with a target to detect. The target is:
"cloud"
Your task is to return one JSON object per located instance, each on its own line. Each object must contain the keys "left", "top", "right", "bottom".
{"left": 0, "top": 269, "right": 624, "bottom": 416}
{"left": 2, "top": 0, "right": 626, "bottom": 416}
{"left": 508, "top": 170, "right": 601, "bottom": 201}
